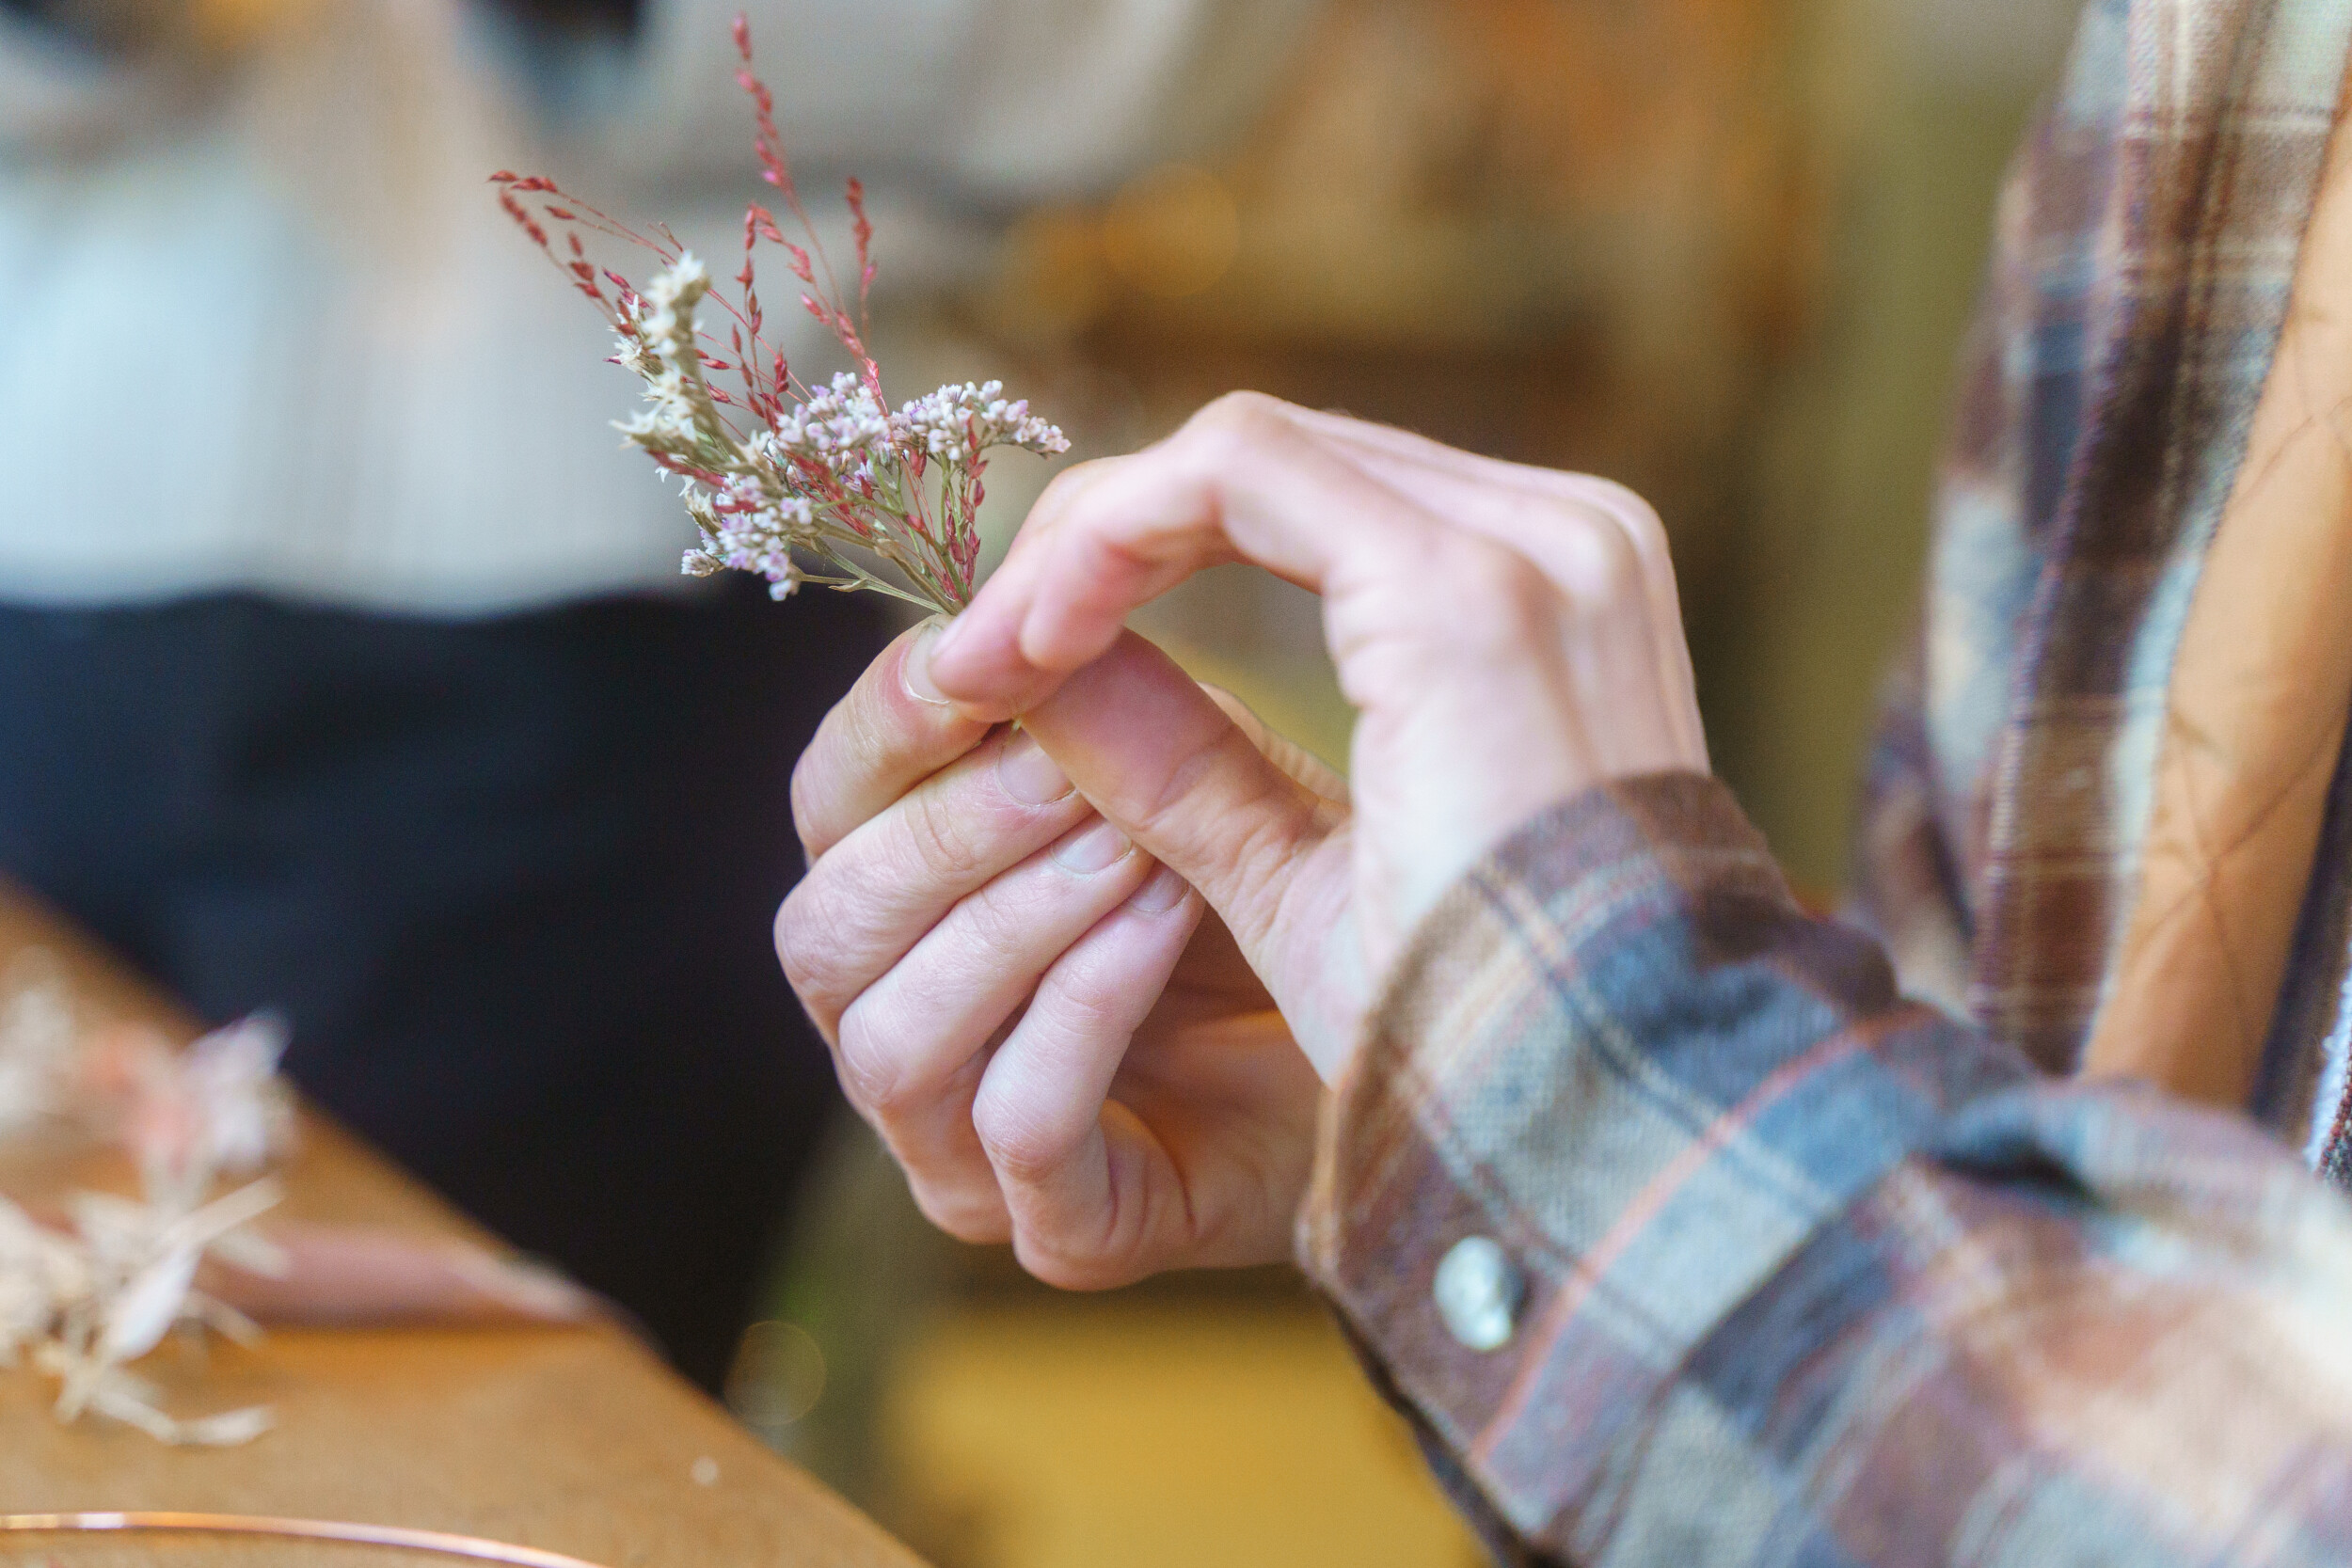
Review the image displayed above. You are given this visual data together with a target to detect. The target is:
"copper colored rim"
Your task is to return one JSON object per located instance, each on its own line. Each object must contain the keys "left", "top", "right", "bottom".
{"left": 0, "top": 1511, "right": 612, "bottom": 1567}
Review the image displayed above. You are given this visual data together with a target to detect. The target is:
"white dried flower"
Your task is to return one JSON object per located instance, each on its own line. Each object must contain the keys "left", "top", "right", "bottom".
{"left": 181, "top": 1014, "right": 294, "bottom": 1180}
{"left": 41, "top": 1180, "right": 284, "bottom": 1436}
{"left": 897, "top": 381, "right": 1072, "bottom": 462}
{"left": 497, "top": 40, "right": 1070, "bottom": 617}
{"left": 0, "top": 952, "right": 76, "bottom": 1134}
{"left": 0, "top": 974, "right": 292, "bottom": 1446}
{"left": 771, "top": 372, "right": 892, "bottom": 474}
{"left": 0, "top": 1198, "right": 85, "bottom": 1365}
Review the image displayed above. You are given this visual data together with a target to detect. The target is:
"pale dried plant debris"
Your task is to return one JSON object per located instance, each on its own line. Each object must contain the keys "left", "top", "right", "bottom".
{"left": 0, "top": 958, "right": 292, "bottom": 1445}
{"left": 0, "top": 950, "right": 76, "bottom": 1134}
{"left": 495, "top": 13, "right": 1068, "bottom": 618}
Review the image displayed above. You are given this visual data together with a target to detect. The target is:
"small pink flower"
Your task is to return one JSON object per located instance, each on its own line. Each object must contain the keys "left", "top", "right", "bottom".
{"left": 493, "top": 14, "right": 1066, "bottom": 616}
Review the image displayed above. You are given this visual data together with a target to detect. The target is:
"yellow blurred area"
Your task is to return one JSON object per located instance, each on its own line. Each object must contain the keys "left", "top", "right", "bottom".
{"left": 880, "top": 1305, "right": 1482, "bottom": 1568}
{"left": 188, "top": 0, "right": 319, "bottom": 55}
{"left": 1102, "top": 166, "right": 1243, "bottom": 302}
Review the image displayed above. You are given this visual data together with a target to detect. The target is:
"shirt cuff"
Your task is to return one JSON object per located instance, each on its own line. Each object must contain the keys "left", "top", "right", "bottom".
{"left": 1297, "top": 772, "right": 2029, "bottom": 1555}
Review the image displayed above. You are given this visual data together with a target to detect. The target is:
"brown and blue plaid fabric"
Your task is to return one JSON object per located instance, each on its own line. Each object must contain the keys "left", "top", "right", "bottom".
{"left": 1852, "top": 0, "right": 2352, "bottom": 1106}
{"left": 1301, "top": 1, "right": 2352, "bottom": 1562}
{"left": 1307, "top": 779, "right": 2352, "bottom": 1565}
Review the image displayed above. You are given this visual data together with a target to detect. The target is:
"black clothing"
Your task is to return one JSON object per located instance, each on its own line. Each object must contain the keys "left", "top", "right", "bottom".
{"left": 0, "top": 580, "right": 880, "bottom": 1389}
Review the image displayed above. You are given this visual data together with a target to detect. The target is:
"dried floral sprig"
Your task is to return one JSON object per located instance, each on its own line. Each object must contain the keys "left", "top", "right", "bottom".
{"left": 90, "top": 1013, "right": 296, "bottom": 1217}
{"left": 0, "top": 966, "right": 292, "bottom": 1445}
{"left": 493, "top": 16, "right": 1069, "bottom": 616}
{"left": 0, "top": 950, "right": 76, "bottom": 1136}
{"left": 24, "top": 1179, "right": 283, "bottom": 1446}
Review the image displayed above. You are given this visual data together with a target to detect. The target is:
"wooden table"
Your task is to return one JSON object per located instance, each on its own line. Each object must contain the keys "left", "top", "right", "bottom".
{"left": 0, "top": 884, "right": 926, "bottom": 1568}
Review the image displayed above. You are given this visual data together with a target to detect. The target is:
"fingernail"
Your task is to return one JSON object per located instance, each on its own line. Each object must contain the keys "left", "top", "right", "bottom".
{"left": 902, "top": 622, "right": 952, "bottom": 707}
{"left": 1050, "top": 817, "right": 1131, "bottom": 874}
{"left": 1129, "top": 864, "right": 1189, "bottom": 912}
{"left": 997, "top": 730, "right": 1073, "bottom": 805}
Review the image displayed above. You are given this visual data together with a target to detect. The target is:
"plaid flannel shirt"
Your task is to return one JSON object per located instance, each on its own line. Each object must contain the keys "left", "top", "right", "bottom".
{"left": 1299, "top": 1, "right": 2352, "bottom": 1562}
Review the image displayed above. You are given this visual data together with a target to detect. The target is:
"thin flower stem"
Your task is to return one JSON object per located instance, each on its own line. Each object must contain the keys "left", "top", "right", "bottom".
{"left": 494, "top": 15, "right": 1065, "bottom": 613}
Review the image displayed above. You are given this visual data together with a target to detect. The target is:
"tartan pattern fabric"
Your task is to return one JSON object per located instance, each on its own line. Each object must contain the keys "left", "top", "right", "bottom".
{"left": 1304, "top": 777, "right": 2352, "bottom": 1566}
{"left": 1302, "top": 2, "right": 2352, "bottom": 1561}
{"left": 1851, "top": 0, "right": 2352, "bottom": 1078}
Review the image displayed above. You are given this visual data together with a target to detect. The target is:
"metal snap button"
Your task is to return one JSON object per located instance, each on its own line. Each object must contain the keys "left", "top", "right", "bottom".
{"left": 1434, "top": 1236, "right": 1522, "bottom": 1352}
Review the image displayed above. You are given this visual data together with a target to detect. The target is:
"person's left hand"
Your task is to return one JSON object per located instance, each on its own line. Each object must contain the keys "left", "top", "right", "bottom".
{"left": 776, "top": 624, "right": 1338, "bottom": 1287}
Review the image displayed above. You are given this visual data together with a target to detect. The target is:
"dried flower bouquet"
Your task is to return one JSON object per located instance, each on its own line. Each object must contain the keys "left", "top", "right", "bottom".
{"left": 495, "top": 17, "right": 1069, "bottom": 617}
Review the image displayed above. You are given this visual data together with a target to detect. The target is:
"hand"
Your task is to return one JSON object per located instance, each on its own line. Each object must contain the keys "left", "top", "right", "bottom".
{"left": 778, "top": 626, "right": 1339, "bottom": 1287}
{"left": 786, "top": 393, "right": 1706, "bottom": 1286}
{"left": 930, "top": 394, "right": 1707, "bottom": 1069}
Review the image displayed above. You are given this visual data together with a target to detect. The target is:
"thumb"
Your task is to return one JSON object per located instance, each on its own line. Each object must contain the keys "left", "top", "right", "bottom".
{"left": 1017, "top": 632, "right": 1353, "bottom": 1053}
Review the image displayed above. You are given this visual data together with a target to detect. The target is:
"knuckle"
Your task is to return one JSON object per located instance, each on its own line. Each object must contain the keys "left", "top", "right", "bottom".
{"left": 1039, "top": 454, "right": 1114, "bottom": 505}
{"left": 1191, "top": 388, "right": 1286, "bottom": 432}
{"left": 1182, "top": 391, "right": 1296, "bottom": 464}
{"left": 772, "top": 887, "right": 834, "bottom": 1002}
{"left": 1567, "top": 518, "right": 1644, "bottom": 606}
{"left": 1203, "top": 800, "right": 1311, "bottom": 953}
{"left": 1582, "top": 476, "right": 1671, "bottom": 551}
{"left": 1434, "top": 534, "right": 1557, "bottom": 650}
{"left": 973, "top": 1091, "right": 1068, "bottom": 1184}
{"left": 1457, "top": 531, "right": 1548, "bottom": 604}
{"left": 787, "top": 749, "right": 831, "bottom": 859}
{"left": 1014, "top": 1238, "right": 1134, "bottom": 1293}
{"left": 771, "top": 877, "right": 874, "bottom": 1028}
{"left": 831, "top": 1008, "right": 909, "bottom": 1117}
{"left": 1043, "top": 971, "right": 1128, "bottom": 1036}
{"left": 1116, "top": 736, "right": 1307, "bottom": 954}
{"left": 955, "top": 892, "right": 1031, "bottom": 969}
{"left": 907, "top": 1178, "right": 1009, "bottom": 1245}
{"left": 1009, "top": 1196, "right": 1148, "bottom": 1291}
{"left": 900, "top": 784, "right": 992, "bottom": 884}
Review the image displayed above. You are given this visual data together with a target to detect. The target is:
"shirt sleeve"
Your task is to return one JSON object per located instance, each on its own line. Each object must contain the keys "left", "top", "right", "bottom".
{"left": 1301, "top": 772, "right": 2352, "bottom": 1567}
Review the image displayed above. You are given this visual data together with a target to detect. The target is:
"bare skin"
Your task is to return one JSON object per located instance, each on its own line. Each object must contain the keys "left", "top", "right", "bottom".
{"left": 779, "top": 393, "right": 1707, "bottom": 1289}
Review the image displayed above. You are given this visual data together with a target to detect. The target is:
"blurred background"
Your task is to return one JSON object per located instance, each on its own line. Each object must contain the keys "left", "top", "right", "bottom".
{"left": 1, "top": 0, "right": 2088, "bottom": 1560}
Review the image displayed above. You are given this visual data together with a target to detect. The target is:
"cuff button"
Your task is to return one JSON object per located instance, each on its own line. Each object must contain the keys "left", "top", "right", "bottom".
{"left": 1434, "top": 1236, "right": 1522, "bottom": 1352}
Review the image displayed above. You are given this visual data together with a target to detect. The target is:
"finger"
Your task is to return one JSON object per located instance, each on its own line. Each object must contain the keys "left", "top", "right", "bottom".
{"left": 876, "top": 1047, "right": 1012, "bottom": 1244}
{"left": 927, "top": 392, "right": 1443, "bottom": 717}
{"left": 938, "top": 394, "right": 1694, "bottom": 926}
{"left": 850, "top": 830, "right": 1168, "bottom": 1250}
{"left": 1025, "top": 614, "right": 1596, "bottom": 1055}
{"left": 1009, "top": 632, "right": 1367, "bottom": 1067}
{"left": 1200, "top": 683, "right": 1348, "bottom": 807}
{"left": 834, "top": 814, "right": 1153, "bottom": 1158}
{"left": 778, "top": 724, "right": 1093, "bottom": 1037}
{"left": 931, "top": 396, "right": 1704, "bottom": 781}
{"left": 793, "top": 619, "right": 993, "bottom": 862}
{"left": 969, "top": 862, "right": 1200, "bottom": 1286}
